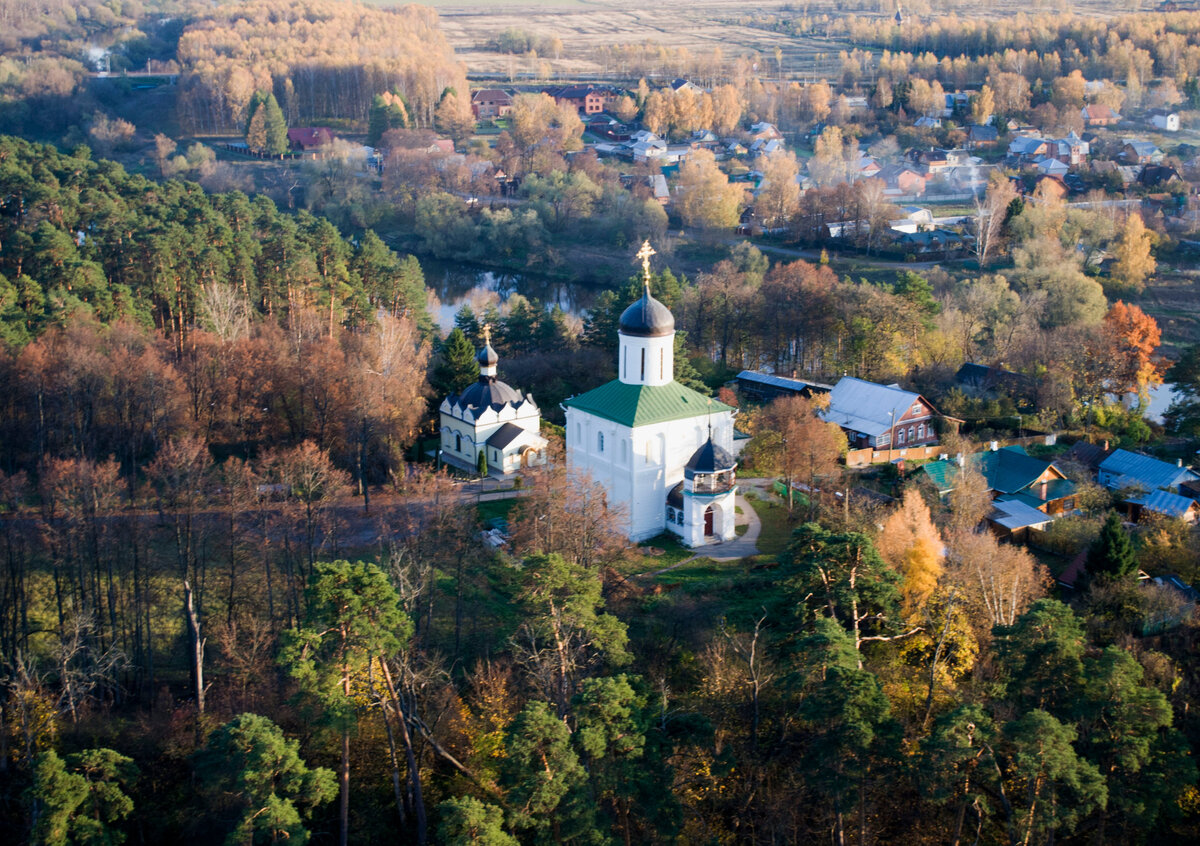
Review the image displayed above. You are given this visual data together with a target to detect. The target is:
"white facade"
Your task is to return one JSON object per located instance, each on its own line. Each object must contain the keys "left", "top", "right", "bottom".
{"left": 439, "top": 396, "right": 544, "bottom": 474}
{"left": 564, "top": 259, "right": 738, "bottom": 545}
{"left": 565, "top": 408, "right": 736, "bottom": 543}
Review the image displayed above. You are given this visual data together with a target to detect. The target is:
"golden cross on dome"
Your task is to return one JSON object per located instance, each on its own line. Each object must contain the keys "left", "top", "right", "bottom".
{"left": 481, "top": 322, "right": 492, "bottom": 345}
{"left": 635, "top": 240, "right": 656, "bottom": 290}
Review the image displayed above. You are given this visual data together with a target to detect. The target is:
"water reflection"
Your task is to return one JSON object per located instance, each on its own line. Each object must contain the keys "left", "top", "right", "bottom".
{"left": 422, "top": 259, "right": 600, "bottom": 331}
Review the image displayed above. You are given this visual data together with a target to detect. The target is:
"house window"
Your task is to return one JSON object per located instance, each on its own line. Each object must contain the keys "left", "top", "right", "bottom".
{"left": 917, "top": 423, "right": 925, "bottom": 440}
{"left": 1062, "top": 498, "right": 1075, "bottom": 511}
{"left": 898, "top": 428, "right": 906, "bottom": 445}
{"left": 666, "top": 506, "right": 675, "bottom": 523}
{"left": 908, "top": 426, "right": 915, "bottom": 442}
{"left": 598, "top": 432, "right": 605, "bottom": 453}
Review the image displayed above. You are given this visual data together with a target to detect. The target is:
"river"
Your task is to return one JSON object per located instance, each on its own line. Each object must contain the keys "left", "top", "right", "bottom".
{"left": 421, "top": 259, "right": 600, "bottom": 331}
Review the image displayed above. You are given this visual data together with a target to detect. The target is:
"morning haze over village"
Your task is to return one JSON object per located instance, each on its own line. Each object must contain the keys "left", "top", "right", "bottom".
{"left": 5, "top": 0, "right": 1200, "bottom": 843}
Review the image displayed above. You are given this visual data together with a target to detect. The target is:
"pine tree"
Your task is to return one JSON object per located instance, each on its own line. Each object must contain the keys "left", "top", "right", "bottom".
{"left": 431, "top": 328, "right": 480, "bottom": 398}
{"left": 1087, "top": 510, "right": 1137, "bottom": 580}
{"left": 196, "top": 714, "right": 336, "bottom": 846}
{"left": 260, "top": 93, "right": 289, "bottom": 155}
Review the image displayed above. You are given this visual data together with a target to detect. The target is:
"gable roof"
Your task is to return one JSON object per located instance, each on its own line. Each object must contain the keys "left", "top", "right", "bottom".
{"left": 921, "top": 446, "right": 1075, "bottom": 504}
{"left": 1124, "top": 140, "right": 1162, "bottom": 156}
{"left": 287, "top": 127, "right": 335, "bottom": 147}
{"left": 990, "top": 498, "right": 1055, "bottom": 531}
{"left": 563, "top": 380, "right": 732, "bottom": 428}
{"left": 1099, "top": 448, "right": 1199, "bottom": 491}
{"left": 736, "top": 370, "right": 833, "bottom": 394}
{"left": 1083, "top": 104, "right": 1119, "bottom": 121}
{"left": 1129, "top": 488, "right": 1199, "bottom": 519}
{"left": 821, "top": 377, "right": 930, "bottom": 437}
{"left": 471, "top": 88, "right": 512, "bottom": 103}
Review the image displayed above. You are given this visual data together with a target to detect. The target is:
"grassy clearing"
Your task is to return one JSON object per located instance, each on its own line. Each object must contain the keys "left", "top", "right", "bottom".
{"left": 747, "top": 494, "right": 796, "bottom": 558}
{"left": 476, "top": 497, "right": 519, "bottom": 525}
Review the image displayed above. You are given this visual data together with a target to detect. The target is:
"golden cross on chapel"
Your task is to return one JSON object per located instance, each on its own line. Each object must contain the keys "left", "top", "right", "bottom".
{"left": 636, "top": 240, "right": 656, "bottom": 290}
{"left": 480, "top": 322, "right": 492, "bottom": 345}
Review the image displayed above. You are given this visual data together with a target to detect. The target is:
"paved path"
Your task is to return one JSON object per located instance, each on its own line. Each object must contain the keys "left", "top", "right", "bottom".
{"left": 639, "top": 491, "right": 762, "bottom": 577}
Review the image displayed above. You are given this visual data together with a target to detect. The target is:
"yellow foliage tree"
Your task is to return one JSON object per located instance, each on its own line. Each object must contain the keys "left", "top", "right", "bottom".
{"left": 675, "top": 148, "right": 745, "bottom": 230}
{"left": 1111, "top": 212, "right": 1156, "bottom": 295}
{"left": 877, "top": 489, "right": 944, "bottom": 619}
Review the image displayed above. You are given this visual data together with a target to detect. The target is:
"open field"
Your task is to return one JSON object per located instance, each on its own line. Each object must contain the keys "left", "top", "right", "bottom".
{"left": 418, "top": 1, "right": 1169, "bottom": 80}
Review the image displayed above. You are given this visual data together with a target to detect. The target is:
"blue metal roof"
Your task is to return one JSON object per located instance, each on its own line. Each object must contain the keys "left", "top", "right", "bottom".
{"left": 1128, "top": 489, "right": 1198, "bottom": 519}
{"left": 1099, "top": 449, "right": 1199, "bottom": 492}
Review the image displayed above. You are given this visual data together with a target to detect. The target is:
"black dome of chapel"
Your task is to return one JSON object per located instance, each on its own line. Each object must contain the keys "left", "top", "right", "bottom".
{"left": 619, "top": 289, "right": 675, "bottom": 338}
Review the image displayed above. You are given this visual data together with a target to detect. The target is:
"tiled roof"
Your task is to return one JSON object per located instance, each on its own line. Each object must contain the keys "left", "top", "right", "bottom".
{"left": 563, "top": 380, "right": 732, "bottom": 428}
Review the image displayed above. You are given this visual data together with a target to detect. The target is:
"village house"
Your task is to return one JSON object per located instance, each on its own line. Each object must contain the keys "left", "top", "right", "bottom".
{"left": 875, "top": 164, "right": 927, "bottom": 196}
{"left": 286, "top": 127, "right": 336, "bottom": 150}
{"left": 734, "top": 371, "right": 832, "bottom": 404}
{"left": 820, "top": 377, "right": 941, "bottom": 450}
{"left": 1097, "top": 448, "right": 1200, "bottom": 494}
{"left": 1122, "top": 140, "right": 1165, "bottom": 165}
{"left": 543, "top": 85, "right": 617, "bottom": 115}
{"left": 1126, "top": 489, "right": 1200, "bottom": 523}
{"left": 1149, "top": 110, "right": 1181, "bottom": 132}
{"left": 1082, "top": 103, "right": 1121, "bottom": 127}
{"left": 965, "top": 124, "right": 999, "bottom": 149}
{"left": 921, "top": 445, "right": 1078, "bottom": 540}
{"left": 470, "top": 88, "right": 513, "bottom": 120}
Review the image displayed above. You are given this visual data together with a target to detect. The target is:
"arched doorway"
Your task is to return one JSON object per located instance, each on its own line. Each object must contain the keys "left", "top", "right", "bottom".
{"left": 520, "top": 446, "right": 537, "bottom": 468}
{"left": 704, "top": 505, "right": 714, "bottom": 536}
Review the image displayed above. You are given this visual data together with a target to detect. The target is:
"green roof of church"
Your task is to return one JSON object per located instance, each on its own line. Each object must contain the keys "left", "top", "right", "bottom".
{"left": 562, "top": 379, "right": 731, "bottom": 428}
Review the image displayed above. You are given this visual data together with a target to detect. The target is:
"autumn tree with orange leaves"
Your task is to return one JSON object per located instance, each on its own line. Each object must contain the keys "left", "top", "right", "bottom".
{"left": 1102, "top": 301, "right": 1163, "bottom": 400}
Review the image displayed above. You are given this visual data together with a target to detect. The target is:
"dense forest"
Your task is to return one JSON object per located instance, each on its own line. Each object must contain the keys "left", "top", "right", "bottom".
{"left": 1, "top": 127, "right": 1199, "bottom": 845}
{"left": 2, "top": 2, "right": 1200, "bottom": 843}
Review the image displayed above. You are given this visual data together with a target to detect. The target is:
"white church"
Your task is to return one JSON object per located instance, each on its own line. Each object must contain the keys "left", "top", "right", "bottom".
{"left": 563, "top": 242, "right": 739, "bottom": 546}
{"left": 439, "top": 327, "right": 548, "bottom": 476}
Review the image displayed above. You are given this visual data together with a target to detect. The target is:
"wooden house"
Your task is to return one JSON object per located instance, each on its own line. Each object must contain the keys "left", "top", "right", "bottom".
{"left": 820, "top": 377, "right": 940, "bottom": 450}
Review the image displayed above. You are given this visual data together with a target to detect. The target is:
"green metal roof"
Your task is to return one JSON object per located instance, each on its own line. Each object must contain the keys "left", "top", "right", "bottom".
{"left": 919, "top": 446, "right": 1075, "bottom": 504}
{"left": 562, "top": 379, "right": 731, "bottom": 428}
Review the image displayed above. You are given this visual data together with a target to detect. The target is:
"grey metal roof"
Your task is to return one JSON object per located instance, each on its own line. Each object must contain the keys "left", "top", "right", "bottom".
{"left": 821, "top": 377, "right": 926, "bottom": 437}
{"left": 1128, "top": 489, "right": 1198, "bottom": 518}
{"left": 685, "top": 438, "right": 736, "bottom": 476}
{"left": 989, "top": 498, "right": 1054, "bottom": 531}
{"left": 1099, "top": 449, "right": 1198, "bottom": 491}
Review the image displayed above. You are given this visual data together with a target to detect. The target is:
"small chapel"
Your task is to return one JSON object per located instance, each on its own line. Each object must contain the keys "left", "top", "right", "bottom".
{"left": 438, "top": 326, "right": 548, "bottom": 476}
{"left": 563, "top": 242, "right": 739, "bottom": 546}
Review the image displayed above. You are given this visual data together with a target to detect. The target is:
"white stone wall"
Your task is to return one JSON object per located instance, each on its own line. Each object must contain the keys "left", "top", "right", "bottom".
{"left": 619, "top": 332, "right": 674, "bottom": 387}
{"left": 565, "top": 405, "right": 736, "bottom": 542}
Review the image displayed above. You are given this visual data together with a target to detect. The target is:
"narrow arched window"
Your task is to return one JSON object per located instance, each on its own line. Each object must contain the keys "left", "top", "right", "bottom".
{"left": 640, "top": 348, "right": 645, "bottom": 381}
{"left": 455, "top": 432, "right": 461, "bottom": 452}
{"left": 598, "top": 431, "right": 605, "bottom": 452}
{"left": 659, "top": 348, "right": 664, "bottom": 380}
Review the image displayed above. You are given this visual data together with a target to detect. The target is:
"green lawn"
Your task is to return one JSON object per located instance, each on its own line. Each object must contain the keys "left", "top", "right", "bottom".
{"left": 476, "top": 497, "right": 519, "bottom": 525}
{"left": 747, "top": 494, "right": 796, "bottom": 558}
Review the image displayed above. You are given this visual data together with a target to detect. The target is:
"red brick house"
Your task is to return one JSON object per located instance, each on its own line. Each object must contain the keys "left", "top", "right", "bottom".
{"left": 543, "top": 85, "right": 616, "bottom": 115}
{"left": 1081, "top": 104, "right": 1120, "bottom": 127}
{"left": 470, "top": 89, "right": 514, "bottom": 120}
